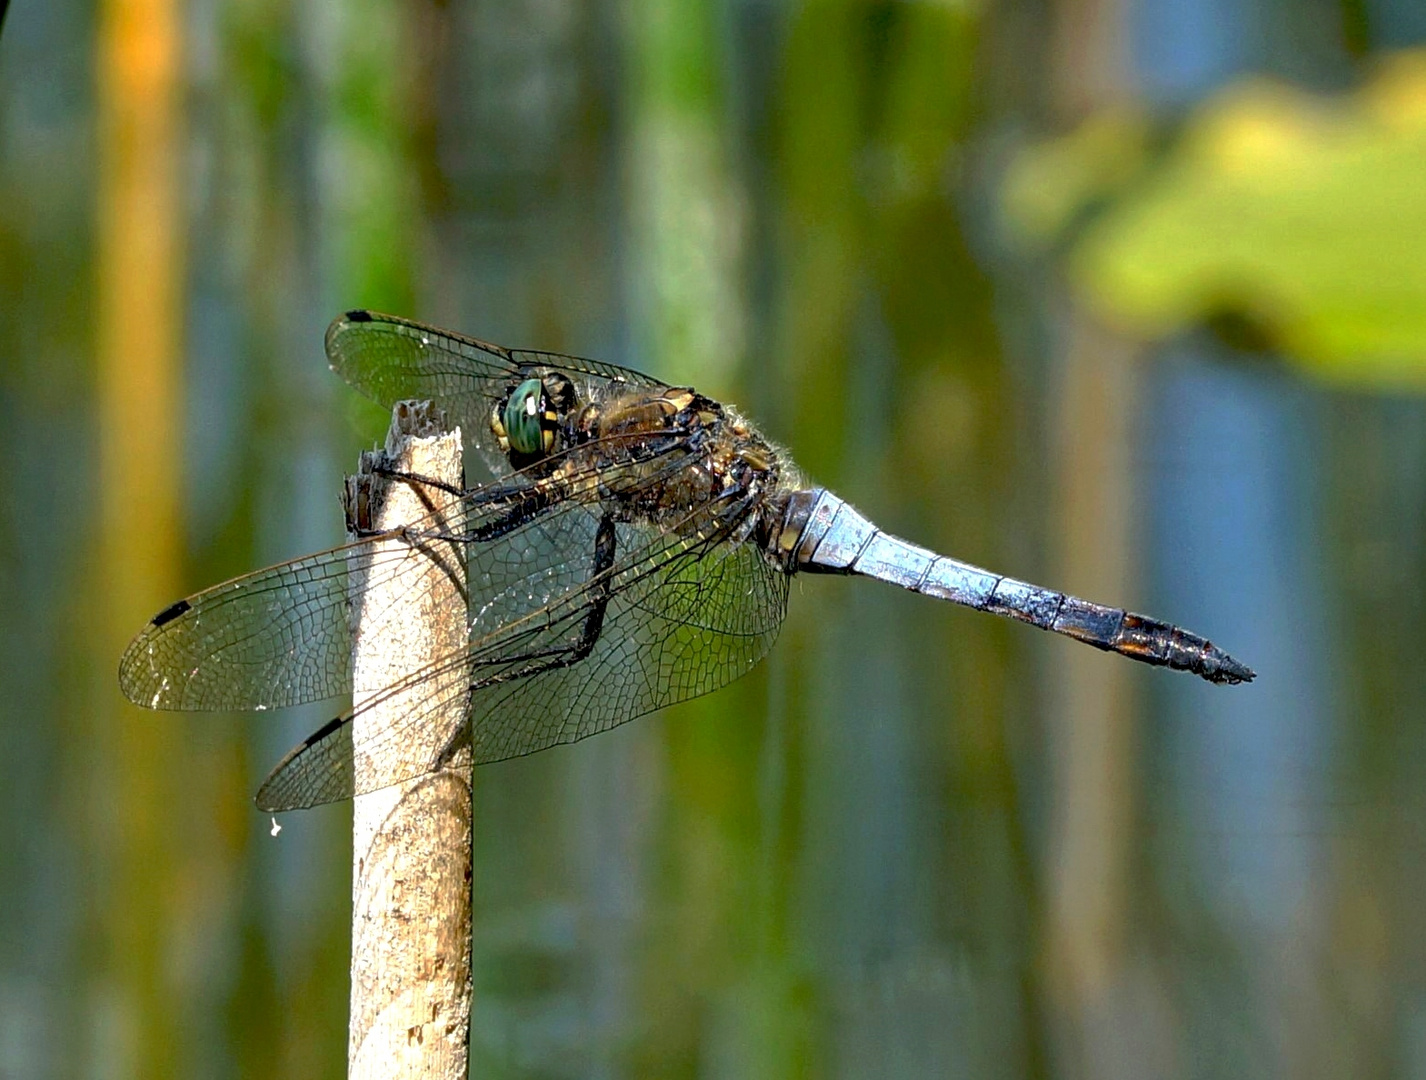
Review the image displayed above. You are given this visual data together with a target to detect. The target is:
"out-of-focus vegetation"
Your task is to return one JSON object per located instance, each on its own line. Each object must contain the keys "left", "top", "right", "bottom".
{"left": 1005, "top": 49, "right": 1426, "bottom": 387}
{"left": 2, "top": 0, "right": 1426, "bottom": 1078}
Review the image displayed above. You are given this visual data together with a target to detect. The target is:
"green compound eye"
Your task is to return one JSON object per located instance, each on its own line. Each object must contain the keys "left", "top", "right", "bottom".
{"left": 502, "top": 378, "right": 549, "bottom": 457}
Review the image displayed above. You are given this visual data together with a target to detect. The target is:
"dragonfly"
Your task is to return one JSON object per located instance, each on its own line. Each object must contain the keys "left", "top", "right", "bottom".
{"left": 119, "top": 311, "right": 1254, "bottom": 811}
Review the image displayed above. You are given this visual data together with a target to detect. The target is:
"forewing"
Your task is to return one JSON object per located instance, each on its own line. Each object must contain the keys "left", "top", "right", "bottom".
{"left": 326, "top": 310, "right": 668, "bottom": 474}
{"left": 119, "top": 543, "right": 361, "bottom": 711}
{"left": 117, "top": 480, "right": 528, "bottom": 711}
{"left": 256, "top": 499, "right": 790, "bottom": 810}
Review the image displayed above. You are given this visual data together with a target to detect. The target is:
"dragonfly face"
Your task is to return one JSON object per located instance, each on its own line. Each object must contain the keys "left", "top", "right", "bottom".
{"left": 119, "top": 310, "right": 1254, "bottom": 812}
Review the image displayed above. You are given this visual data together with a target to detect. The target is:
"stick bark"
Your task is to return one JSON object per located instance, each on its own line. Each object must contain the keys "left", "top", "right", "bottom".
{"left": 346, "top": 401, "right": 472, "bottom": 1079}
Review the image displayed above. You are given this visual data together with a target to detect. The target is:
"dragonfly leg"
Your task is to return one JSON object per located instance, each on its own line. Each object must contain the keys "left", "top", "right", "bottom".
{"left": 433, "top": 514, "right": 618, "bottom": 769}
{"left": 346, "top": 466, "right": 498, "bottom": 539}
{"left": 370, "top": 463, "right": 466, "bottom": 498}
{"left": 365, "top": 478, "right": 548, "bottom": 546}
{"left": 471, "top": 513, "right": 618, "bottom": 677}
{"left": 461, "top": 487, "right": 555, "bottom": 544}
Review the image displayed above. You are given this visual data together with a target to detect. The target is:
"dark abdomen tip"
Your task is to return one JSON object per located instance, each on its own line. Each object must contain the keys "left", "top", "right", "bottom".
{"left": 1203, "top": 648, "right": 1256, "bottom": 685}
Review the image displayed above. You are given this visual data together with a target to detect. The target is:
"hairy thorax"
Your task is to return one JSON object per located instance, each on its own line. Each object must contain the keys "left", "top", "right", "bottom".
{"left": 552, "top": 386, "right": 790, "bottom": 544}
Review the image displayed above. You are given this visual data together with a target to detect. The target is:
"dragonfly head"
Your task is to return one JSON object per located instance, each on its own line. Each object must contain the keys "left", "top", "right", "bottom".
{"left": 492, "top": 373, "right": 577, "bottom": 468}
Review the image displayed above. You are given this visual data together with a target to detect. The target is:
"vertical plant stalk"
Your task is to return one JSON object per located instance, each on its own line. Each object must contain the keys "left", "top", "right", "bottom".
{"left": 1043, "top": 0, "right": 1142, "bottom": 1053}
{"left": 97, "top": 0, "right": 182, "bottom": 1074}
{"left": 346, "top": 401, "right": 472, "bottom": 1080}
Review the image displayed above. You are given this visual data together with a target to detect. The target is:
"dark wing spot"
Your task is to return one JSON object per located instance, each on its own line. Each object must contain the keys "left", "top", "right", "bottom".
{"left": 151, "top": 598, "right": 191, "bottom": 627}
{"left": 302, "top": 714, "right": 346, "bottom": 747}
{"left": 345, "top": 309, "right": 374, "bottom": 322}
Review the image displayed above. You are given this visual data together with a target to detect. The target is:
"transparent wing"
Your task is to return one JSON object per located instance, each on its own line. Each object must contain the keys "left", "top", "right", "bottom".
{"left": 326, "top": 310, "right": 669, "bottom": 473}
{"left": 468, "top": 510, "right": 789, "bottom": 762}
{"left": 117, "top": 427, "right": 696, "bottom": 712}
{"left": 118, "top": 542, "right": 358, "bottom": 711}
{"left": 255, "top": 499, "right": 790, "bottom": 811}
{"left": 117, "top": 480, "right": 524, "bottom": 711}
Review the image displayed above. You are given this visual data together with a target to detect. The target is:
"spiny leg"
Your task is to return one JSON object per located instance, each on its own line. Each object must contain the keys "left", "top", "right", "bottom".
{"left": 347, "top": 468, "right": 532, "bottom": 540}
{"left": 345, "top": 473, "right": 539, "bottom": 606}
{"left": 359, "top": 478, "right": 553, "bottom": 546}
{"left": 470, "top": 512, "right": 617, "bottom": 678}
{"left": 432, "top": 513, "right": 618, "bottom": 770}
{"left": 369, "top": 463, "right": 468, "bottom": 498}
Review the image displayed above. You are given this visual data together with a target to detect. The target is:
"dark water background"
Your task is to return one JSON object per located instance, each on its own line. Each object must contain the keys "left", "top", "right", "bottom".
{"left": 2, "top": 0, "right": 1426, "bottom": 1076}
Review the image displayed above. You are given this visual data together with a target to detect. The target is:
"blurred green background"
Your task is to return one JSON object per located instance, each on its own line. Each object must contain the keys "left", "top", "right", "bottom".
{"left": 3, "top": 0, "right": 1426, "bottom": 1076}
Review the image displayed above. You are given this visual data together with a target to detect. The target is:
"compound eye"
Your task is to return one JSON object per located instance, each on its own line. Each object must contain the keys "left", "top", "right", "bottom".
{"left": 502, "top": 378, "right": 549, "bottom": 458}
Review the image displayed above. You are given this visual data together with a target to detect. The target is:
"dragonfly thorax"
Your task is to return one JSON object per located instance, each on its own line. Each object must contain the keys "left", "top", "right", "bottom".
{"left": 540, "top": 387, "right": 789, "bottom": 548}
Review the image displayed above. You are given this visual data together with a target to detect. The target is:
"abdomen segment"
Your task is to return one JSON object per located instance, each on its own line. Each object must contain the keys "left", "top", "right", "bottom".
{"left": 781, "top": 487, "right": 1254, "bottom": 685}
